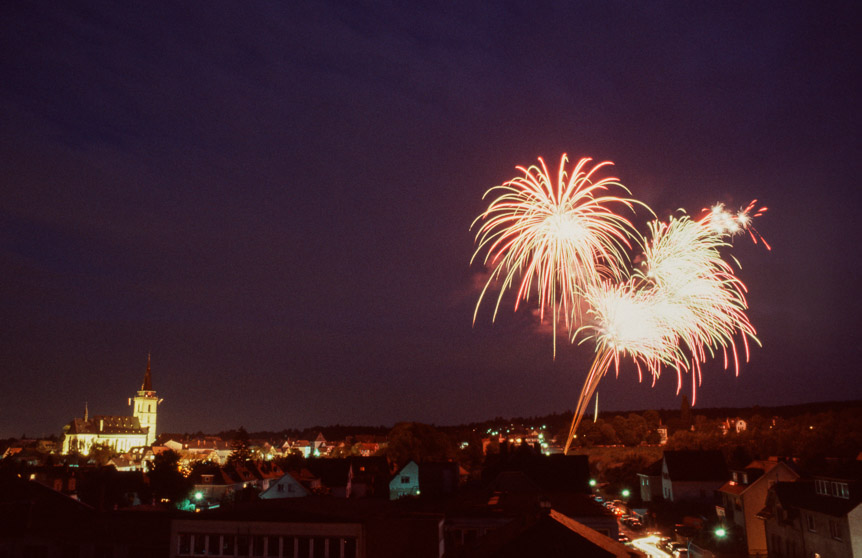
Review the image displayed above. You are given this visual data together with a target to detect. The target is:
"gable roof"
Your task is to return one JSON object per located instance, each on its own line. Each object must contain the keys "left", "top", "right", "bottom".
{"left": 720, "top": 460, "right": 797, "bottom": 495}
{"left": 638, "top": 458, "right": 664, "bottom": 477}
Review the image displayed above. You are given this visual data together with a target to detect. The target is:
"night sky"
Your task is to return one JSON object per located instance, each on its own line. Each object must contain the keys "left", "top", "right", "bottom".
{"left": 2, "top": 2, "right": 860, "bottom": 439}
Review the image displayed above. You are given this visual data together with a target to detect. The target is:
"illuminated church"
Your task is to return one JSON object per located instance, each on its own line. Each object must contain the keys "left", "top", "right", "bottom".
{"left": 61, "top": 356, "right": 162, "bottom": 455}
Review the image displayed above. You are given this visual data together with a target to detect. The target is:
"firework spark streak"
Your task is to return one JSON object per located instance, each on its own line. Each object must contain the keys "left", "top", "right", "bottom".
{"left": 469, "top": 155, "right": 768, "bottom": 455}
{"left": 563, "top": 207, "right": 765, "bottom": 452}
{"left": 471, "top": 155, "right": 644, "bottom": 352}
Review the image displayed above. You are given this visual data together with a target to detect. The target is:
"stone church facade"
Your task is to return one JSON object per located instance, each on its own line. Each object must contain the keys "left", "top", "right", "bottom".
{"left": 61, "top": 356, "right": 162, "bottom": 455}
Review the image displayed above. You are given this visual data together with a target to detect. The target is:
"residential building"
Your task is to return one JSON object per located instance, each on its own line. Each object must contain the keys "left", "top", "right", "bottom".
{"left": 717, "top": 459, "right": 799, "bottom": 557}
{"left": 169, "top": 498, "right": 445, "bottom": 558}
{"left": 638, "top": 458, "right": 664, "bottom": 502}
{"left": 661, "top": 450, "right": 729, "bottom": 503}
{"left": 761, "top": 461, "right": 862, "bottom": 558}
{"left": 390, "top": 461, "right": 421, "bottom": 499}
{"left": 389, "top": 461, "right": 461, "bottom": 500}
{"left": 260, "top": 472, "right": 310, "bottom": 499}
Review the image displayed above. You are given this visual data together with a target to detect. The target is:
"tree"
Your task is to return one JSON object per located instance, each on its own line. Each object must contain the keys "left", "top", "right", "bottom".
{"left": 604, "top": 452, "right": 651, "bottom": 502}
{"left": 228, "top": 426, "right": 252, "bottom": 464}
{"left": 385, "top": 422, "right": 455, "bottom": 468}
{"left": 643, "top": 409, "right": 661, "bottom": 430}
{"left": 147, "top": 449, "right": 192, "bottom": 505}
{"left": 88, "top": 442, "right": 118, "bottom": 467}
{"left": 680, "top": 395, "right": 692, "bottom": 428}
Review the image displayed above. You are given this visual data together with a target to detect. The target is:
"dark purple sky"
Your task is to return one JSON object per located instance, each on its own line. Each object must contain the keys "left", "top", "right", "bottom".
{"left": 2, "top": 2, "right": 859, "bottom": 438}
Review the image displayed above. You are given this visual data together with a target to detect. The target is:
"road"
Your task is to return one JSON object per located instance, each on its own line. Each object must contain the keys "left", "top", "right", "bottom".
{"left": 630, "top": 535, "right": 672, "bottom": 557}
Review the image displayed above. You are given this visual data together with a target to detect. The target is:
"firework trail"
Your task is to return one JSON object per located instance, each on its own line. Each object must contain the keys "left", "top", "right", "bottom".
{"left": 470, "top": 155, "right": 646, "bottom": 353}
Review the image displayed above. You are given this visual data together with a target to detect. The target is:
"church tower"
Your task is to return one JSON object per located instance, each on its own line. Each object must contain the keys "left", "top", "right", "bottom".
{"left": 132, "top": 354, "right": 160, "bottom": 447}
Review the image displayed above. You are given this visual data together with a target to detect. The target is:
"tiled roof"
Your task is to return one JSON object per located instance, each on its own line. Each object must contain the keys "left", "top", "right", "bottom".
{"left": 67, "top": 415, "right": 145, "bottom": 435}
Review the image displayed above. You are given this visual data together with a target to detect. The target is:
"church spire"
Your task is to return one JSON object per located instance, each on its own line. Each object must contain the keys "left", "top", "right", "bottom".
{"left": 141, "top": 353, "right": 153, "bottom": 391}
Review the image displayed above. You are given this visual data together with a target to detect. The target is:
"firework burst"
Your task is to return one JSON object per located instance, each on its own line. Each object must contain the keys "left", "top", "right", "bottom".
{"left": 470, "top": 155, "right": 646, "bottom": 351}
{"left": 564, "top": 209, "right": 764, "bottom": 452}
{"left": 470, "top": 155, "right": 769, "bottom": 454}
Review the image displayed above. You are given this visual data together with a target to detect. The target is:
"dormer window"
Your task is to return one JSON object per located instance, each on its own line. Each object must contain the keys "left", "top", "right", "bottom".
{"left": 832, "top": 482, "right": 850, "bottom": 499}
{"left": 816, "top": 479, "right": 850, "bottom": 498}
{"left": 816, "top": 479, "right": 828, "bottom": 495}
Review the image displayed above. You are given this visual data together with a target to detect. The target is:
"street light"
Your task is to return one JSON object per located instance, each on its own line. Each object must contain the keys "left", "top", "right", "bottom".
{"left": 589, "top": 479, "right": 597, "bottom": 488}
{"left": 621, "top": 489, "right": 631, "bottom": 498}
{"left": 715, "top": 527, "right": 727, "bottom": 538}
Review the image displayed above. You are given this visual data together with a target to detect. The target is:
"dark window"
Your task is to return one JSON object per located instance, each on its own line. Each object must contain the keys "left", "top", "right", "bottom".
{"left": 830, "top": 520, "right": 842, "bottom": 541}
{"left": 179, "top": 534, "right": 191, "bottom": 555}
{"left": 282, "top": 537, "right": 296, "bottom": 558}
{"left": 207, "top": 534, "right": 220, "bottom": 555}
{"left": 297, "top": 537, "right": 310, "bottom": 558}
{"left": 343, "top": 538, "right": 357, "bottom": 558}
{"left": 237, "top": 535, "right": 250, "bottom": 557}
{"left": 401, "top": 476, "right": 410, "bottom": 484}
{"left": 806, "top": 514, "right": 816, "bottom": 532}
{"left": 193, "top": 534, "right": 206, "bottom": 555}
{"left": 312, "top": 537, "right": 326, "bottom": 558}
{"left": 222, "top": 535, "right": 235, "bottom": 555}
{"left": 252, "top": 535, "right": 265, "bottom": 557}
{"left": 266, "top": 535, "right": 280, "bottom": 557}
{"left": 327, "top": 538, "right": 340, "bottom": 558}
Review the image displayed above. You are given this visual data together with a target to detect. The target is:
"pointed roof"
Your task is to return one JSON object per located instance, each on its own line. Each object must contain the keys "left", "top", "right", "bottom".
{"left": 141, "top": 353, "right": 153, "bottom": 391}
